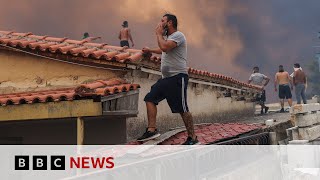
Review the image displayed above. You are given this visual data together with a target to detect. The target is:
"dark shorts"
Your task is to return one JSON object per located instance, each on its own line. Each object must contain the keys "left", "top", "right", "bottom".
{"left": 120, "top": 40, "right": 129, "bottom": 47}
{"left": 256, "top": 90, "right": 266, "bottom": 102}
{"left": 144, "top": 73, "right": 189, "bottom": 113}
{"left": 279, "top": 84, "right": 292, "bottom": 99}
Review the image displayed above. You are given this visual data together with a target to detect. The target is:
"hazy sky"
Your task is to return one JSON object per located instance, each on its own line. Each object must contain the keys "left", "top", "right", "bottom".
{"left": 1, "top": 0, "right": 320, "bottom": 100}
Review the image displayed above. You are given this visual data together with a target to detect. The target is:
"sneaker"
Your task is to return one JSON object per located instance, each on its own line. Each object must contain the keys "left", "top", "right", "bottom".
{"left": 137, "top": 128, "right": 160, "bottom": 142}
{"left": 182, "top": 136, "right": 201, "bottom": 145}
{"left": 265, "top": 107, "right": 269, "bottom": 114}
{"left": 260, "top": 109, "right": 264, "bottom": 115}
{"left": 280, "top": 108, "right": 285, "bottom": 113}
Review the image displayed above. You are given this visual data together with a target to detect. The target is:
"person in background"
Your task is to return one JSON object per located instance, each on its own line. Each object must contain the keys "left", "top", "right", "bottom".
{"left": 274, "top": 65, "right": 293, "bottom": 112}
{"left": 248, "top": 66, "right": 270, "bottom": 114}
{"left": 293, "top": 63, "right": 307, "bottom": 104}
{"left": 118, "top": 21, "right": 134, "bottom": 47}
{"left": 82, "top": 32, "right": 90, "bottom": 39}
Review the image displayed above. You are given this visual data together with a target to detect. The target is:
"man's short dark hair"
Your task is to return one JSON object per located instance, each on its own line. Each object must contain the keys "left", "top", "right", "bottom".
{"left": 294, "top": 63, "right": 301, "bottom": 68}
{"left": 279, "top": 65, "right": 284, "bottom": 72}
{"left": 163, "top": 14, "right": 178, "bottom": 29}
{"left": 122, "top": 21, "right": 128, "bottom": 27}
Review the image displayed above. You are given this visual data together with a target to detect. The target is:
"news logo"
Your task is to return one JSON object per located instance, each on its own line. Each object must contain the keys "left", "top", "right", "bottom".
{"left": 15, "top": 156, "right": 29, "bottom": 170}
{"left": 15, "top": 155, "right": 114, "bottom": 170}
{"left": 15, "top": 155, "right": 65, "bottom": 170}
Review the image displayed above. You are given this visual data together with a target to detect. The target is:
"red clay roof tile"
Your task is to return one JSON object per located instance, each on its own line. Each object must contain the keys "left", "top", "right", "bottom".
{"left": 0, "top": 78, "right": 140, "bottom": 106}
{"left": 0, "top": 30, "right": 260, "bottom": 91}
{"left": 126, "top": 123, "right": 262, "bottom": 145}
{"left": 158, "top": 123, "right": 262, "bottom": 145}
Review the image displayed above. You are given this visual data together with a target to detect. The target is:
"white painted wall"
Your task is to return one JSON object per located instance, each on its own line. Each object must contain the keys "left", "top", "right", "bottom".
{"left": 125, "top": 70, "right": 255, "bottom": 140}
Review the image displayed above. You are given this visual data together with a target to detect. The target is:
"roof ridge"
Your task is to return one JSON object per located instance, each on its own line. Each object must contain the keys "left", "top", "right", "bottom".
{"left": 0, "top": 30, "right": 261, "bottom": 91}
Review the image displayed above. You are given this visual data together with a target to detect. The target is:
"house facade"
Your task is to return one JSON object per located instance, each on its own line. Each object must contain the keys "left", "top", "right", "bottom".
{"left": 0, "top": 31, "right": 261, "bottom": 143}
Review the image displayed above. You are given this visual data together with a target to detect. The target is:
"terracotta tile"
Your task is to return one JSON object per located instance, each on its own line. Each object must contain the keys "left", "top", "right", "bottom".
{"left": 65, "top": 39, "right": 83, "bottom": 44}
{"left": 90, "top": 49, "right": 108, "bottom": 59}
{"left": 69, "top": 46, "right": 87, "bottom": 55}
{"left": 103, "top": 45, "right": 125, "bottom": 51}
{"left": 101, "top": 51, "right": 119, "bottom": 60}
{"left": 113, "top": 52, "right": 130, "bottom": 62}
{"left": 28, "top": 35, "right": 48, "bottom": 40}
{"left": 23, "top": 96, "right": 40, "bottom": 104}
{"left": 58, "top": 44, "right": 77, "bottom": 54}
{"left": 0, "top": 79, "right": 139, "bottom": 106}
{"left": 49, "top": 43, "right": 68, "bottom": 53}
{"left": 154, "top": 123, "right": 263, "bottom": 145}
{"left": 0, "top": 30, "right": 261, "bottom": 92}
{"left": 80, "top": 48, "right": 97, "bottom": 57}
{"left": 17, "top": 40, "right": 37, "bottom": 48}
{"left": 38, "top": 42, "right": 57, "bottom": 51}
{"left": 126, "top": 49, "right": 142, "bottom": 54}
{"left": 0, "top": 38, "right": 16, "bottom": 44}
{"left": 8, "top": 40, "right": 29, "bottom": 47}
{"left": 11, "top": 32, "right": 32, "bottom": 37}
{"left": 95, "top": 88, "right": 108, "bottom": 95}
{"left": 106, "top": 86, "right": 120, "bottom": 94}
{"left": 83, "top": 42, "right": 106, "bottom": 48}
{"left": 0, "top": 31, "right": 14, "bottom": 35}
{"left": 98, "top": 78, "right": 127, "bottom": 86}
{"left": 44, "top": 37, "right": 68, "bottom": 42}
{"left": 27, "top": 42, "right": 48, "bottom": 50}
{"left": 126, "top": 52, "right": 143, "bottom": 62}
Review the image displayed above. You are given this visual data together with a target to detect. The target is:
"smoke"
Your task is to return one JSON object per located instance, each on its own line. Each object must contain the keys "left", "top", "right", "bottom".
{"left": 0, "top": 0, "right": 246, "bottom": 73}
{"left": 1, "top": 0, "right": 320, "bottom": 102}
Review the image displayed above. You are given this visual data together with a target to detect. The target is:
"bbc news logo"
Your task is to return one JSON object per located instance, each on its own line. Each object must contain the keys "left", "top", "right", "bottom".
{"left": 15, "top": 156, "right": 65, "bottom": 170}
{"left": 15, "top": 155, "right": 115, "bottom": 170}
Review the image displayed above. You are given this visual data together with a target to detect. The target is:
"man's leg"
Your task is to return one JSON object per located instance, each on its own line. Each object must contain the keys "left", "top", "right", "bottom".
{"left": 295, "top": 85, "right": 302, "bottom": 104}
{"left": 259, "top": 101, "right": 266, "bottom": 108}
{"left": 138, "top": 79, "right": 165, "bottom": 141}
{"left": 301, "top": 85, "right": 307, "bottom": 104}
{"left": 288, "top": 98, "right": 293, "bottom": 107}
{"left": 260, "top": 101, "right": 264, "bottom": 114}
{"left": 280, "top": 99, "right": 284, "bottom": 109}
{"left": 137, "top": 101, "right": 161, "bottom": 141}
{"left": 146, "top": 102, "right": 157, "bottom": 132}
{"left": 180, "top": 112, "right": 196, "bottom": 140}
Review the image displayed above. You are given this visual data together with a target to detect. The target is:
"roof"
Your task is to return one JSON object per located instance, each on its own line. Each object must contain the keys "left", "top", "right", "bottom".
{"left": 0, "top": 30, "right": 261, "bottom": 91}
{"left": 0, "top": 78, "right": 140, "bottom": 106}
{"left": 127, "top": 123, "right": 263, "bottom": 145}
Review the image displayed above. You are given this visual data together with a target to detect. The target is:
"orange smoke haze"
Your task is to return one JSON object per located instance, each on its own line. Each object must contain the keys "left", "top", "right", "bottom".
{"left": 0, "top": 0, "right": 319, "bottom": 88}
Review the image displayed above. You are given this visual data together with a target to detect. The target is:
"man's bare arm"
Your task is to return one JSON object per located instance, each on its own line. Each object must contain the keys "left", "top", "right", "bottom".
{"left": 156, "top": 34, "right": 177, "bottom": 52}
{"left": 142, "top": 47, "right": 162, "bottom": 54}
{"left": 118, "top": 31, "right": 121, "bottom": 40}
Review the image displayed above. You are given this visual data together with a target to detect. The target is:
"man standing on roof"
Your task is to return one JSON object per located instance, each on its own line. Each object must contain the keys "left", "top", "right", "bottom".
{"left": 118, "top": 21, "right": 134, "bottom": 47}
{"left": 248, "top": 66, "right": 270, "bottom": 114}
{"left": 275, "top": 65, "right": 293, "bottom": 112}
{"left": 138, "top": 14, "right": 199, "bottom": 145}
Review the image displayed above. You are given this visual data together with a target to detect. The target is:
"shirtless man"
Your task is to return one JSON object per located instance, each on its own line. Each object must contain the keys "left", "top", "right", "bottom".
{"left": 274, "top": 65, "right": 293, "bottom": 112}
{"left": 118, "top": 21, "right": 134, "bottom": 47}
